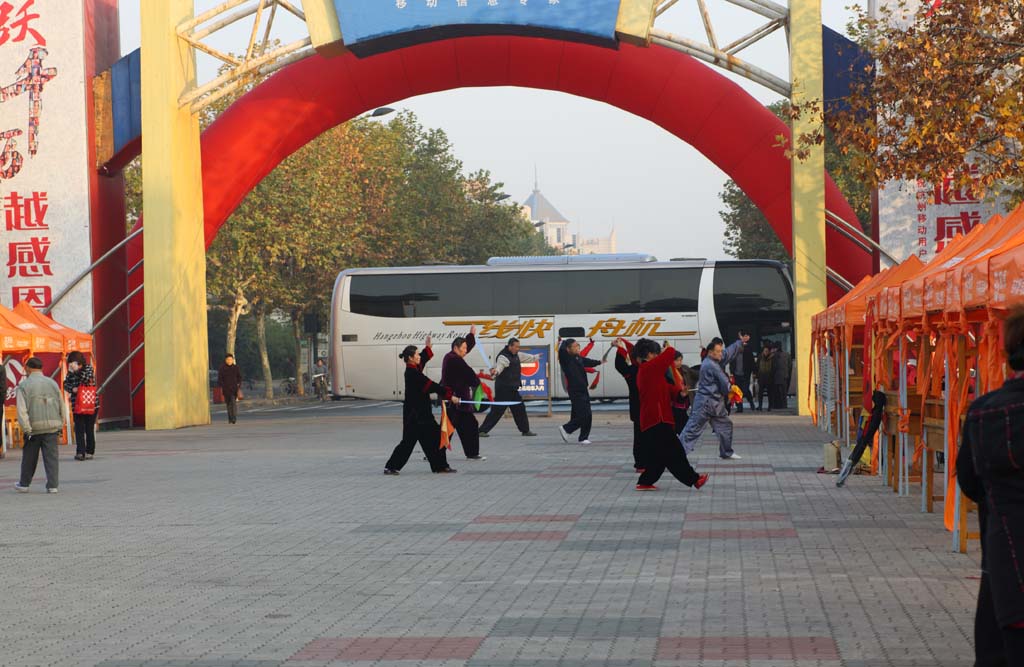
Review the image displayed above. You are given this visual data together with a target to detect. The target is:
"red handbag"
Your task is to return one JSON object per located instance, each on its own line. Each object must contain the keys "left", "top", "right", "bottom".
{"left": 74, "top": 385, "right": 97, "bottom": 415}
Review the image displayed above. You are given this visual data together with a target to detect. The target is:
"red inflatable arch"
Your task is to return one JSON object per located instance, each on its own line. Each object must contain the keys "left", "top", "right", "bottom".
{"left": 128, "top": 35, "right": 870, "bottom": 424}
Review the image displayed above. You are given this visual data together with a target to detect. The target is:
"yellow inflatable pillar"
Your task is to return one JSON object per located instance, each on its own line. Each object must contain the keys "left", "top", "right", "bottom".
{"left": 789, "top": 0, "right": 826, "bottom": 418}
{"left": 141, "top": 0, "right": 211, "bottom": 429}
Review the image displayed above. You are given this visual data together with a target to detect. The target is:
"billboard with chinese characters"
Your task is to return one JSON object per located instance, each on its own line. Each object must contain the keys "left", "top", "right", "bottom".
{"left": 518, "top": 345, "right": 549, "bottom": 399}
{"left": 0, "top": 0, "right": 93, "bottom": 333}
{"left": 878, "top": 171, "right": 1009, "bottom": 264}
{"left": 333, "top": 0, "right": 623, "bottom": 55}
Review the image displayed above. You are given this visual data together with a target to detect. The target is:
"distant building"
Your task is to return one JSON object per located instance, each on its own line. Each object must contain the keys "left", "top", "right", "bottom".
{"left": 522, "top": 179, "right": 616, "bottom": 254}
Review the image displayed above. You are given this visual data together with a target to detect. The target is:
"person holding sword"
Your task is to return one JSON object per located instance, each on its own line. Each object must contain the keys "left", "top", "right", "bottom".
{"left": 441, "top": 325, "right": 486, "bottom": 460}
{"left": 479, "top": 337, "right": 538, "bottom": 438}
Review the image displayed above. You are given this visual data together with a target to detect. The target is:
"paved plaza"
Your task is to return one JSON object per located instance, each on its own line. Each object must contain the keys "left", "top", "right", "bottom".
{"left": 1, "top": 403, "right": 980, "bottom": 667}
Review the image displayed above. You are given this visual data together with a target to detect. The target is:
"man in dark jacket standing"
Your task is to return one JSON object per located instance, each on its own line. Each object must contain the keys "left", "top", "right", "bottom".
{"left": 217, "top": 354, "right": 242, "bottom": 424}
{"left": 772, "top": 342, "right": 791, "bottom": 410}
{"left": 441, "top": 326, "right": 485, "bottom": 460}
{"left": 558, "top": 338, "right": 602, "bottom": 444}
{"left": 480, "top": 337, "right": 537, "bottom": 437}
{"left": 728, "top": 330, "right": 754, "bottom": 413}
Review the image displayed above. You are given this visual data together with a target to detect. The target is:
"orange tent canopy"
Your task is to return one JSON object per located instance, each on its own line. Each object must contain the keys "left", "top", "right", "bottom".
{"left": 868, "top": 256, "right": 926, "bottom": 324}
{"left": 950, "top": 203, "right": 1024, "bottom": 312}
{"left": 13, "top": 303, "right": 93, "bottom": 354}
{"left": 0, "top": 303, "right": 63, "bottom": 355}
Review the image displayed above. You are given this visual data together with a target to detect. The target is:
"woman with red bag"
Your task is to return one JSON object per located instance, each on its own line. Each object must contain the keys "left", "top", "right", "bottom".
{"left": 63, "top": 351, "right": 98, "bottom": 461}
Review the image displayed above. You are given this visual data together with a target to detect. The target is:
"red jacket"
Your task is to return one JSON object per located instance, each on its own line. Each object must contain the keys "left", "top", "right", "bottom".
{"left": 638, "top": 346, "right": 677, "bottom": 432}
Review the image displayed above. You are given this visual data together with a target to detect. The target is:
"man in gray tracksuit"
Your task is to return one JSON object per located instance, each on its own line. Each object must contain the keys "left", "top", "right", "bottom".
{"left": 15, "top": 357, "right": 66, "bottom": 493}
{"left": 681, "top": 336, "right": 745, "bottom": 460}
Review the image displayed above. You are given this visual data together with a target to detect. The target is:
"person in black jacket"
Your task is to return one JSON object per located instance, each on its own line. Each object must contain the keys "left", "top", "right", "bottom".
{"left": 728, "top": 330, "right": 755, "bottom": 413}
{"left": 64, "top": 351, "right": 98, "bottom": 460}
{"left": 385, "top": 338, "right": 458, "bottom": 475}
{"left": 558, "top": 338, "right": 602, "bottom": 444}
{"left": 614, "top": 338, "right": 643, "bottom": 470}
{"left": 441, "top": 326, "right": 485, "bottom": 460}
{"left": 480, "top": 337, "right": 537, "bottom": 437}
{"left": 837, "top": 386, "right": 886, "bottom": 487}
{"left": 957, "top": 308, "right": 1024, "bottom": 666}
{"left": 217, "top": 353, "right": 242, "bottom": 426}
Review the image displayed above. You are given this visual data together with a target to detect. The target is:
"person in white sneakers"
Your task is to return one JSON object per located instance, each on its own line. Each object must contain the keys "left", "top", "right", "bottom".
{"left": 15, "top": 357, "right": 66, "bottom": 494}
{"left": 680, "top": 336, "right": 745, "bottom": 460}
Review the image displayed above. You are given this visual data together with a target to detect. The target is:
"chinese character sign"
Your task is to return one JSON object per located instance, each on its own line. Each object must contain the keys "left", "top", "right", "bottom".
{"left": 334, "top": 0, "right": 622, "bottom": 54}
{"left": 0, "top": 1, "right": 93, "bottom": 332}
{"left": 518, "top": 345, "right": 549, "bottom": 399}
{"left": 878, "top": 170, "right": 1007, "bottom": 265}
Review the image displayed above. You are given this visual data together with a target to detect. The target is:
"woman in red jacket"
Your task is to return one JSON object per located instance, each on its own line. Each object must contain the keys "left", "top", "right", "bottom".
{"left": 634, "top": 338, "right": 709, "bottom": 491}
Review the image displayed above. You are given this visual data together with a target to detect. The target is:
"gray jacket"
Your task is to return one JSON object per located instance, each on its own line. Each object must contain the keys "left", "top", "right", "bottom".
{"left": 16, "top": 371, "right": 67, "bottom": 436}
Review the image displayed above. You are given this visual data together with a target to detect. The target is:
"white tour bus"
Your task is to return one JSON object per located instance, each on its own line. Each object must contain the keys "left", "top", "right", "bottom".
{"left": 329, "top": 255, "right": 794, "bottom": 401}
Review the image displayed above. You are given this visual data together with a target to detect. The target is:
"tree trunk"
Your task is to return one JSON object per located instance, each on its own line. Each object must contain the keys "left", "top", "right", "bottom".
{"left": 255, "top": 300, "right": 273, "bottom": 399}
{"left": 292, "top": 308, "right": 305, "bottom": 397}
{"left": 226, "top": 289, "right": 249, "bottom": 357}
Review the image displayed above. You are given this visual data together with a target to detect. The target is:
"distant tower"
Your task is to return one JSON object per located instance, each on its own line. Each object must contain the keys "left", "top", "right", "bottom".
{"left": 523, "top": 173, "right": 573, "bottom": 251}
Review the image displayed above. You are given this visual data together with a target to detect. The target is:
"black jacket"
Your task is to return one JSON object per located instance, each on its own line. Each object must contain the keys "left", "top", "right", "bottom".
{"left": 772, "top": 350, "right": 791, "bottom": 385}
{"left": 403, "top": 347, "right": 452, "bottom": 426}
{"left": 729, "top": 346, "right": 755, "bottom": 377}
{"left": 559, "top": 343, "right": 600, "bottom": 396}
{"left": 217, "top": 363, "right": 241, "bottom": 398}
{"left": 958, "top": 378, "right": 1024, "bottom": 627}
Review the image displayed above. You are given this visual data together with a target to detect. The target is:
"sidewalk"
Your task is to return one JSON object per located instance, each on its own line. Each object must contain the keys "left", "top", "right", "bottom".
{"left": 0, "top": 410, "right": 979, "bottom": 666}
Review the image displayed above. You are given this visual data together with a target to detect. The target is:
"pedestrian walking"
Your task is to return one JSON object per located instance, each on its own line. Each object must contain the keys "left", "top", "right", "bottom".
{"left": 836, "top": 385, "right": 886, "bottom": 487}
{"left": 218, "top": 353, "right": 242, "bottom": 424}
{"left": 772, "top": 341, "right": 791, "bottom": 410}
{"left": 14, "top": 357, "right": 65, "bottom": 494}
{"left": 634, "top": 339, "right": 708, "bottom": 492}
{"left": 728, "top": 330, "right": 755, "bottom": 413}
{"left": 557, "top": 338, "right": 602, "bottom": 445}
{"left": 441, "top": 326, "right": 485, "bottom": 461}
{"left": 614, "top": 338, "right": 643, "bottom": 470}
{"left": 63, "top": 351, "right": 98, "bottom": 461}
{"left": 385, "top": 338, "right": 458, "bottom": 475}
{"left": 756, "top": 343, "right": 774, "bottom": 411}
{"left": 680, "top": 336, "right": 745, "bottom": 459}
{"left": 957, "top": 307, "right": 1024, "bottom": 665}
{"left": 479, "top": 337, "right": 537, "bottom": 438}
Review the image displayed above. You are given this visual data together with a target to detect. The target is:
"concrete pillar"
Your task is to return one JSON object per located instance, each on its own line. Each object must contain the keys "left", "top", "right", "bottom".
{"left": 789, "top": 0, "right": 826, "bottom": 418}
{"left": 140, "top": 0, "right": 210, "bottom": 429}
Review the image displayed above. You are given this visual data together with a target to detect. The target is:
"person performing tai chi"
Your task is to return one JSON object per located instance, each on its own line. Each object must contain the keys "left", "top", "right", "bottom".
{"left": 634, "top": 339, "right": 708, "bottom": 492}
{"left": 385, "top": 337, "right": 458, "bottom": 475}
{"left": 558, "top": 338, "right": 603, "bottom": 445}
{"left": 680, "top": 335, "right": 746, "bottom": 460}
{"left": 614, "top": 338, "right": 643, "bottom": 471}
{"left": 479, "top": 337, "right": 538, "bottom": 438}
{"left": 441, "top": 326, "right": 486, "bottom": 461}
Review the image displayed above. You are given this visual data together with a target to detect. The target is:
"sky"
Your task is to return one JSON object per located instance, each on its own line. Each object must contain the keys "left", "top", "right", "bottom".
{"left": 118, "top": 1, "right": 858, "bottom": 261}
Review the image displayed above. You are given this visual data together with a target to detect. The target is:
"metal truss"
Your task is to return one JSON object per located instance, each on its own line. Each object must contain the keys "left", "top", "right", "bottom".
{"left": 650, "top": 0, "right": 791, "bottom": 97}
{"left": 178, "top": 0, "right": 315, "bottom": 113}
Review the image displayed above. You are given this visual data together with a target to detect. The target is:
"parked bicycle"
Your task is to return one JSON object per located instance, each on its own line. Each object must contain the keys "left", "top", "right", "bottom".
{"left": 280, "top": 377, "right": 297, "bottom": 396}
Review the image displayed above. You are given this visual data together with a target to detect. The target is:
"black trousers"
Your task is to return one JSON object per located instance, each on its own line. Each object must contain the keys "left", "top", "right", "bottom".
{"left": 73, "top": 412, "right": 97, "bottom": 456}
{"left": 447, "top": 405, "right": 480, "bottom": 457}
{"left": 225, "top": 394, "right": 238, "bottom": 423}
{"left": 735, "top": 373, "right": 754, "bottom": 411}
{"left": 563, "top": 392, "right": 592, "bottom": 441}
{"left": 632, "top": 420, "right": 642, "bottom": 469}
{"left": 673, "top": 406, "right": 688, "bottom": 435}
{"left": 386, "top": 420, "right": 450, "bottom": 472}
{"left": 637, "top": 423, "right": 699, "bottom": 487}
{"left": 480, "top": 387, "right": 530, "bottom": 434}
{"left": 757, "top": 377, "right": 771, "bottom": 410}
{"left": 772, "top": 384, "right": 787, "bottom": 409}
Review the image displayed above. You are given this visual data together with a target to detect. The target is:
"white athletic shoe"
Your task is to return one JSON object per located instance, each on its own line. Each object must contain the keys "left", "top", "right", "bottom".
{"left": 466, "top": 455, "right": 487, "bottom": 461}
{"left": 46, "top": 488, "right": 59, "bottom": 494}
{"left": 558, "top": 427, "right": 570, "bottom": 443}
{"left": 723, "top": 453, "right": 742, "bottom": 460}
{"left": 14, "top": 484, "right": 29, "bottom": 493}
{"left": 579, "top": 439, "right": 593, "bottom": 445}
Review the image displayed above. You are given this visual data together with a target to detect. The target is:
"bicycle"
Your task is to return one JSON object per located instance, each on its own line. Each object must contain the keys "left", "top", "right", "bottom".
{"left": 280, "top": 377, "right": 297, "bottom": 396}
{"left": 312, "top": 373, "right": 328, "bottom": 401}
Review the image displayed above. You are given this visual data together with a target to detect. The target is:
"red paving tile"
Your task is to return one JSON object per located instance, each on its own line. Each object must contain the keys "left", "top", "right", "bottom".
{"left": 686, "top": 513, "right": 790, "bottom": 521}
{"left": 681, "top": 528, "right": 799, "bottom": 539}
{"left": 474, "top": 514, "right": 581, "bottom": 523}
{"left": 289, "top": 636, "right": 484, "bottom": 661}
{"left": 450, "top": 530, "right": 569, "bottom": 542}
{"left": 535, "top": 473, "right": 616, "bottom": 478}
{"left": 657, "top": 636, "right": 840, "bottom": 660}
{"left": 697, "top": 463, "right": 775, "bottom": 470}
